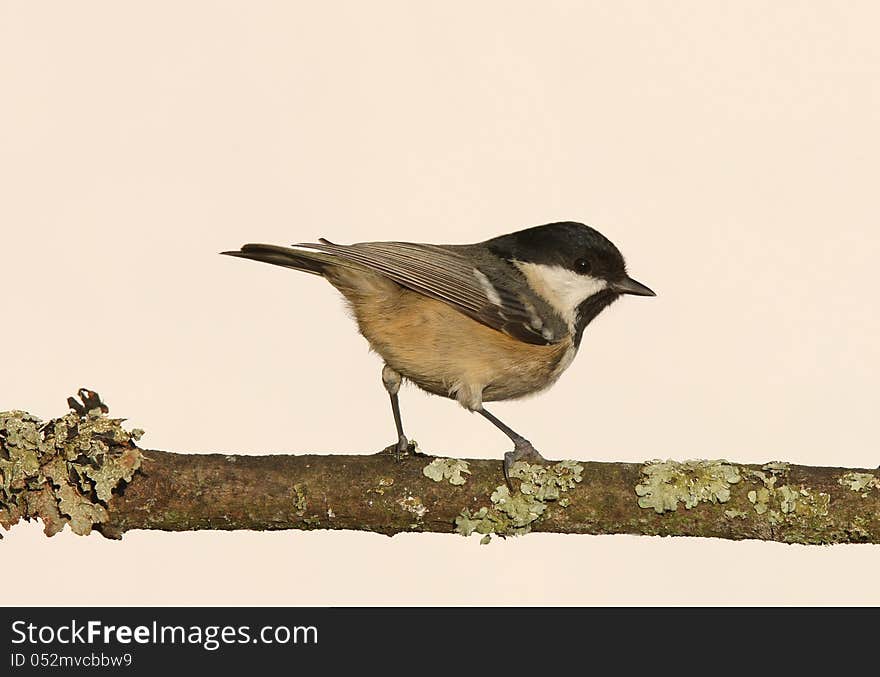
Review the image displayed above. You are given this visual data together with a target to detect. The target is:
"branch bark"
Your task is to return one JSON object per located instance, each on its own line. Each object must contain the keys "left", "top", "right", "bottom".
{"left": 3, "top": 393, "right": 879, "bottom": 544}
{"left": 96, "top": 448, "right": 880, "bottom": 544}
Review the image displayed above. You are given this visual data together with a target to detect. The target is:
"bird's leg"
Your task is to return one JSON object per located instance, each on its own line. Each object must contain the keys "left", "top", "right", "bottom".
{"left": 382, "top": 365, "right": 410, "bottom": 461}
{"left": 479, "top": 408, "right": 548, "bottom": 489}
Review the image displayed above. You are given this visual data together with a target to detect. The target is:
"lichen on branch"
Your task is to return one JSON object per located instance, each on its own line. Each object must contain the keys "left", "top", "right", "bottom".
{"left": 0, "top": 390, "right": 143, "bottom": 538}
{"left": 3, "top": 390, "right": 880, "bottom": 546}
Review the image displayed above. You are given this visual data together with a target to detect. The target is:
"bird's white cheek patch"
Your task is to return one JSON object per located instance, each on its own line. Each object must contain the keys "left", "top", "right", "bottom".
{"left": 514, "top": 262, "right": 608, "bottom": 331}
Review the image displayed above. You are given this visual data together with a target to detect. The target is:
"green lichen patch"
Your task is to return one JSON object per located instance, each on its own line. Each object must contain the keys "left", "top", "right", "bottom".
{"left": 743, "top": 470, "right": 776, "bottom": 491}
{"left": 422, "top": 458, "right": 471, "bottom": 486}
{"left": 838, "top": 472, "right": 880, "bottom": 497}
{"left": 455, "top": 506, "right": 499, "bottom": 537}
{"left": 635, "top": 460, "right": 741, "bottom": 514}
{"left": 847, "top": 515, "right": 872, "bottom": 542}
{"left": 0, "top": 392, "right": 144, "bottom": 538}
{"left": 777, "top": 485, "right": 800, "bottom": 514}
{"left": 780, "top": 485, "right": 829, "bottom": 520}
{"left": 368, "top": 476, "right": 395, "bottom": 495}
{"left": 747, "top": 488, "right": 771, "bottom": 515}
{"left": 292, "top": 483, "right": 309, "bottom": 516}
{"left": 454, "top": 460, "right": 583, "bottom": 540}
{"left": 741, "top": 462, "right": 790, "bottom": 495}
{"left": 517, "top": 459, "right": 583, "bottom": 500}
{"left": 490, "top": 485, "right": 549, "bottom": 527}
{"left": 742, "top": 464, "right": 830, "bottom": 526}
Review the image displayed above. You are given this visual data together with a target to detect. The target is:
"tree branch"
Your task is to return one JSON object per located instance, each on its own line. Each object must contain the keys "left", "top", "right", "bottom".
{"left": 99, "top": 450, "right": 880, "bottom": 544}
{"left": 2, "top": 392, "right": 879, "bottom": 544}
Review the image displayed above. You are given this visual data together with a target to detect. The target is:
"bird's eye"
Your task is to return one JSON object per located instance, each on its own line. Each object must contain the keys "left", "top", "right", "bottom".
{"left": 574, "top": 258, "right": 592, "bottom": 274}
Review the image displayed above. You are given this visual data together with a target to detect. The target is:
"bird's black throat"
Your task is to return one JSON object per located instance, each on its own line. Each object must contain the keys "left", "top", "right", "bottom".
{"left": 573, "top": 290, "right": 620, "bottom": 347}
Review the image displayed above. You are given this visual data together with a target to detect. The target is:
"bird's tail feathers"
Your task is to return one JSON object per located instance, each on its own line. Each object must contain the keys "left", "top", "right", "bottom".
{"left": 221, "top": 243, "right": 343, "bottom": 276}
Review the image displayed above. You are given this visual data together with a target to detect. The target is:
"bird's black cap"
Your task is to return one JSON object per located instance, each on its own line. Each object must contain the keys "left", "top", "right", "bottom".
{"left": 485, "top": 221, "right": 653, "bottom": 294}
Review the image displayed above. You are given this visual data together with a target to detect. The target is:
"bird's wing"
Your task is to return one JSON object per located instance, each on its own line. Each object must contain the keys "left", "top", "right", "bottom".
{"left": 294, "top": 239, "right": 565, "bottom": 345}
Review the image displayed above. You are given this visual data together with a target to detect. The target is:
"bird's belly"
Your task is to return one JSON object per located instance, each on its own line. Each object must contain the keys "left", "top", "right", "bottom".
{"left": 340, "top": 280, "right": 576, "bottom": 409}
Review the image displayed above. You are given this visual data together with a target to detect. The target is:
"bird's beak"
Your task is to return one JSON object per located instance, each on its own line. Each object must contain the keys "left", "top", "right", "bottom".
{"left": 613, "top": 276, "right": 656, "bottom": 297}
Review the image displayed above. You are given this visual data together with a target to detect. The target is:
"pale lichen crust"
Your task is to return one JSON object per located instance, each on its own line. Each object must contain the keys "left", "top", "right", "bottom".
{"left": 292, "top": 483, "right": 309, "bottom": 516}
{"left": 455, "top": 460, "right": 583, "bottom": 543}
{"left": 742, "top": 462, "right": 830, "bottom": 526}
{"left": 397, "top": 495, "right": 427, "bottom": 522}
{"left": 367, "top": 476, "right": 395, "bottom": 495}
{"left": 0, "top": 392, "right": 144, "bottom": 538}
{"left": 423, "top": 458, "right": 471, "bottom": 486}
{"left": 838, "top": 472, "right": 880, "bottom": 498}
{"left": 634, "top": 459, "right": 835, "bottom": 536}
{"left": 635, "top": 460, "right": 741, "bottom": 514}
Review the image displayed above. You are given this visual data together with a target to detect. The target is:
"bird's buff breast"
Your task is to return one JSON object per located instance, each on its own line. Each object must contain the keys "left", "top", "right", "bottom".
{"left": 330, "top": 269, "right": 576, "bottom": 410}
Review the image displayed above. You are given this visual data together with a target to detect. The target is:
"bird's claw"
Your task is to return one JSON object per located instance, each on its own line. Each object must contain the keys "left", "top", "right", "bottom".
{"left": 502, "top": 440, "right": 548, "bottom": 490}
{"left": 378, "top": 436, "right": 419, "bottom": 461}
{"left": 394, "top": 435, "right": 409, "bottom": 462}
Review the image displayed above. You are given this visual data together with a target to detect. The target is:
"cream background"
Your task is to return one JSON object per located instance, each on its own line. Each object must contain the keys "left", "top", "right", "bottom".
{"left": 2, "top": 1, "right": 879, "bottom": 604}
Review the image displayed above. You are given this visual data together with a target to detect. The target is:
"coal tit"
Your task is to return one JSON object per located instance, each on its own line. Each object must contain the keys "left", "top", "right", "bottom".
{"left": 224, "top": 221, "right": 654, "bottom": 486}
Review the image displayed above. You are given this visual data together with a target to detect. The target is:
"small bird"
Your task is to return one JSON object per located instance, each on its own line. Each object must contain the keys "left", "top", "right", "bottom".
{"left": 223, "top": 221, "right": 654, "bottom": 486}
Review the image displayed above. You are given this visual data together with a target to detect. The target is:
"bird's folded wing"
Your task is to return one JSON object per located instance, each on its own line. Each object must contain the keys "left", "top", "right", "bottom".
{"left": 293, "top": 240, "right": 561, "bottom": 345}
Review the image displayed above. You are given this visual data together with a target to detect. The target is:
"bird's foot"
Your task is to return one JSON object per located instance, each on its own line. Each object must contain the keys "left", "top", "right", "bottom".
{"left": 503, "top": 440, "right": 549, "bottom": 490}
{"left": 379, "top": 435, "right": 418, "bottom": 461}
{"left": 394, "top": 434, "right": 409, "bottom": 462}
